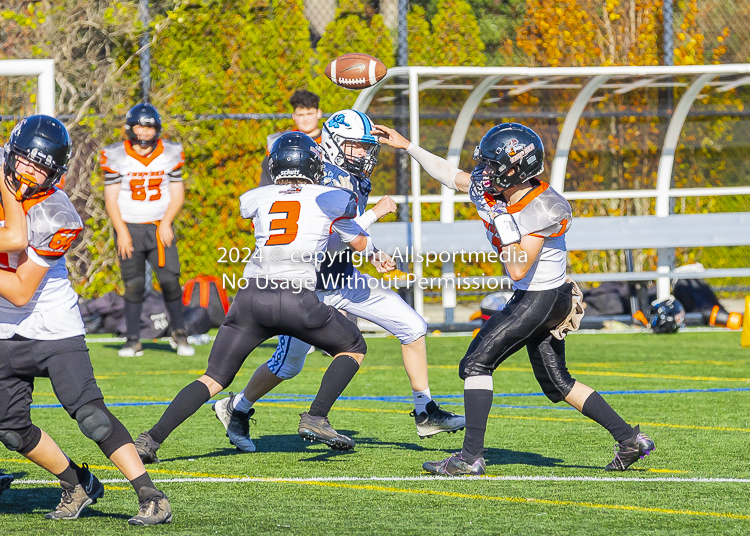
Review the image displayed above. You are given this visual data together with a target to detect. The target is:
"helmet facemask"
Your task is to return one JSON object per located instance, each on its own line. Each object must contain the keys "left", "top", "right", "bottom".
{"left": 323, "top": 124, "right": 380, "bottom": 179}
{"left": 4, "top": 147, "right": 65, "bottom": 201}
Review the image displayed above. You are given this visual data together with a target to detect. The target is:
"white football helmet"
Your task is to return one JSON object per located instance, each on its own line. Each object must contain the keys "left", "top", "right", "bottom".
{"left": 320, "top": 109, "right": 380, "bottom": 179}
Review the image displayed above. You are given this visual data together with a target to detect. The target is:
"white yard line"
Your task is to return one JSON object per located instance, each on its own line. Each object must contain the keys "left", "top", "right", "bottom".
{"left": 14, "top": 475, "right": 750, "bottom": 485}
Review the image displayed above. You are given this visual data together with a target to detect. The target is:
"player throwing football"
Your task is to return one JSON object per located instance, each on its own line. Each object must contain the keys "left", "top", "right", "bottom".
{"left": 212, "top": 110, "right": 465, "bottom": 454}
{"left": 134, "top": 132, "right": 395, "bottom": 460}
{"left": 0, "top": 116, "right": 171, "bottom": 524}
{"left": 375, "top": 122, "right": 655, "bottom": 475}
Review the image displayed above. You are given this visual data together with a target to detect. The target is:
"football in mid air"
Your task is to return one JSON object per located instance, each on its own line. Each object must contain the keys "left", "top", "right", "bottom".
{"left": 325, "top": 53, "right": 388, "bottom": 90}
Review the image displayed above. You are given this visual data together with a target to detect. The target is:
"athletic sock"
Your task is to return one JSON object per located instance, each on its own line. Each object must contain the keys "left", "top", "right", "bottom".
{"left": 149, "top": 380, "right": 211, "bottom": 444}
{"left": 308, "top": 355, "right": 360, "bottom": 417}
{"left": 55, "top": 459, "right": 83, "bottom": 487}
{"left": 461, "top": 376, "right": 494, "bottom": 464}
{"left": 164, "top": 298, "right": 186, "bottom": 332}
{"left": 581, "top": 391, "right": 635, "bottom": 444}
{"left": 124, "top": 300, "right": 142, "bottom": 340}
{"left": 232, "top": 392, "right": 254, "bottom": 413}
{"left": 412, "top": 388, "right": 432, "bottom": 414}
{"left": 130, "top": 472, "right": 159, "bottom": 501}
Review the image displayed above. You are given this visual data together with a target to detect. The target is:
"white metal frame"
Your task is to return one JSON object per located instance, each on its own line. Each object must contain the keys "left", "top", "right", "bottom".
{"left": 353, "top": 65, "right": 750, "bottom": 318}
{"left": 0, "top": 59, "right": 56, "bottom": 116}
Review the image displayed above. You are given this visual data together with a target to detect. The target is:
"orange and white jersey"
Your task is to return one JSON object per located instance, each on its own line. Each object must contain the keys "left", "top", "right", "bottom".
{"left": 0, "top": 165, "right": 85, "bottom": 340}
{"left": 100, "top": 139, "right": 184, "bottom": 223}
{"left": 240, "top": 183, "right": 364, "bottom": 290}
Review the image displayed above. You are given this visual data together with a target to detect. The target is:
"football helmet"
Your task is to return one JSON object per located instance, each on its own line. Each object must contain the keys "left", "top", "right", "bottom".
{"left": 268, "top": 132, "right": 325, "bottom": 184}
{"left": 471, "top": 123, "right": 545, "bottom": 194}
{"left": 125, "top": 103, "right": 162, "bottom": 149}
{"left": 649, "top": 296, "right": 686, "bottom": 334}
{"left": 3, "top": 115, "right": 71, "bottom": 201}
{"left": 320, "top": 109, "right": 380, "bottom": 181}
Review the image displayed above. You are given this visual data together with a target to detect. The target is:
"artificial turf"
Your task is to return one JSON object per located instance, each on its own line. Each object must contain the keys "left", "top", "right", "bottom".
{"left": 1, "top": 331, "right": 749, "bottom": 534}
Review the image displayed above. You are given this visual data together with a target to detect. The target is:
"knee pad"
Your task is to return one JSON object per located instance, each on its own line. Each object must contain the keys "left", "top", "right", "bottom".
{"left": 75, "top": 402, "right": 113, "bottom": 443}
{"left": 0, "top": 425, "right": 41, "bottom": 454}
{"left": 459, "top": 353, "right": 490, "bottom": 380}
{"left": 158, "top": 273, "right": 182, "bottom": 302}
{"left": 124, "top": 277, "right": 146, "bottom": 302}
{"left": 539, "top": 375, "right": 575, "bottom": 403}
{"left": 267, "top": 338, "right": 308, "bottom": 380}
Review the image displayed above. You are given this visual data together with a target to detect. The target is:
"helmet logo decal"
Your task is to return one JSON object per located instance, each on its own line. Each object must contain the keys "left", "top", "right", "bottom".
{"left": 500, "top": 138, "right": 520, "bottom": 156}
{"left": 508, "top": 143, "right": 535, "bottom": 164}
{"left": 328, "top": 114, "right": 351, "bottom": 129}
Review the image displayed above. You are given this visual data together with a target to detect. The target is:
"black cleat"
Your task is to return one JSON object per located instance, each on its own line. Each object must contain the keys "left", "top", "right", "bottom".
{"left": 134, "top": 431, "right": 161, "bottom": 464}
{"left": 128, "top": 490, "right": 173, "bottom": 526}
{"left": 298, "top": 412, "right": 354, "bottom": 450}
{"left": 213, "top": 394, "right": 256, "bottom": 453}
{"left": 411, "top": 401, "right": 466, "bottom": 439}
{"left": 605, "top": 425, "right": 655, "bottom": 471}
{"left": 45, "top": 464, "right": 104, "bottom": 520}
{"left": 422, "top": 452, "right": 486, "bottom": 476}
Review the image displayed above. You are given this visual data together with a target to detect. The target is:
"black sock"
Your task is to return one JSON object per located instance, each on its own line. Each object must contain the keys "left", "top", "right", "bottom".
{"left": 130, "top": 472, "right": 161, "bottom": 501}
{"left": 164, "top": 298, "right": 185, "bottom": 332}
{"left": 124, "top": 300, "right": 142, "bottom": 340}
{"left": 149, "top": 380, "right": 211, "bottom": 444}
{"left": 461, "top": 388, "right": 494, "bottom": 463}
{"left": 581, "top": 391, "right": 635, "bottom": 444}
{"left": 54, "top": 460, "right": 81, "bottom": 487}
{"left": 309, "top": 355, "right": 360, "bottom": 417}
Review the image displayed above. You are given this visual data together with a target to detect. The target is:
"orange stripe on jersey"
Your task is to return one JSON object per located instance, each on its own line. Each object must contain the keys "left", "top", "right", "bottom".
{"left": 507, "top": 181, "right": 549, "bottom": 214}
{"left": 21, "top": 188, "right": 56, "bottom": 214}
{"left": 548, "top": 218, "right": 568, "bottom": 238}
{"left": 124, "top": 139, "right": 164, "bottom": 167}
{"left": 172, "top": 151, "right": 185, "bottom": 171}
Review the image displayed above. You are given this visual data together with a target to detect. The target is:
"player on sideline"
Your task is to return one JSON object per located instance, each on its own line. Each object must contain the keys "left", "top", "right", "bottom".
{"left": 134, "top": 132, "right": 396, "bottom": 461}
{"left": 101, "top": 103, "right": 193, "bottom": 358}
{"left": 212, "top": 110, "right": 465, "bottom": 454}
{"left": 375, "top": 122, "right": 655, "bottom": 475}
{"left": 0, "top": 115, "right": 171, "bottom": 524}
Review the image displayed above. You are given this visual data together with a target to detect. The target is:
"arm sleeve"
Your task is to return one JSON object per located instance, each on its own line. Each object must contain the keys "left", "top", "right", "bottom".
{"left": 354, "top": 209, "right": 378, "bottom": 231}
{"left": 406, "top": 143, "right": 461, "bottom": 190}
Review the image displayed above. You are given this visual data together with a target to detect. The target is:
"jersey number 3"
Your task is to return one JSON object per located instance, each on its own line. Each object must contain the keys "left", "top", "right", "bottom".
{"left": 266, "top": 201, "right": 300, "bottom": 246}
{"left": 131, "top": 178, "right": 162, "bottom": 201}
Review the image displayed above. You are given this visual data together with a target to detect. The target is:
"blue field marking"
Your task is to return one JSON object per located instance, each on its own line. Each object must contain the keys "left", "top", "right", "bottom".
{"left": 29, "top": 386, "right": 750, "bottom": 411}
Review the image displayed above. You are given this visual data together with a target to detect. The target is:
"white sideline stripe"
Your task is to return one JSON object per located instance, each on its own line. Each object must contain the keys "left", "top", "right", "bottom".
{"left": 14, "top": 475, "right": 750, "bottom": 485}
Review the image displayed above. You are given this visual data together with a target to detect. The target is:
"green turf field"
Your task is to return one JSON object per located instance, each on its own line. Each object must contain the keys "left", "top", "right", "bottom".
{"left": 2, "top": 331, "right": 750, "bottom": 535}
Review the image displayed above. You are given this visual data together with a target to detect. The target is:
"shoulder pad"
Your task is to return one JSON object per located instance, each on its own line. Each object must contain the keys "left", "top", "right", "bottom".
{"left": 316, "top": 188, "right": 358, "bottom": 220}
{"left": 512, "top": 183, "right": 572, "bottom": 238}
{"left": 322, "top": 162, "right": 354, "bottom": 190}
{"left": 26, "top": 189, "right": 83, "bottom": 258}
{"left": 100, "top": 142, "right": 127, "bottom": 179}
{"left": 160, "top": 139, "right": 184, "bottom": 154}
{"left": 161, "top": 140, "right": 185, "bottom": 175}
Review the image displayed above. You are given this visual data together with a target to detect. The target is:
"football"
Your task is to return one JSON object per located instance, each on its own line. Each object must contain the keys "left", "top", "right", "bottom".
{"left": 325, "top": 53, "right": 388, "bottom": 90}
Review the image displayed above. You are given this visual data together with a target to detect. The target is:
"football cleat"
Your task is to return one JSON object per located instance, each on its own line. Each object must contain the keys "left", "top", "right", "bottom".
{"left": 422, "top": 452, "right": 486, "bottom": 477}
{"left": 0, "top": 472, "right": 14, "bottom": 495}
{"left": 605, "top": 425, "right": 655, "bottom": 471}
{"left": 170, "top": 329, "right": 195, "bottom": 357}
{"left": 134, "top": 431, "right": 161, "bottom": 464}
{"left": 298, "top": 412, "right": 355, "bottom": 450}
{"left": 118, "top": 338, "right": 144, "bottom": 358}
{"left": 212, "top": 395, "right": 256, "bottom": 453}
{"left": 128, "top": 490, "right": 173, "bottom": 526}
{"left": 411, "top": 401, "right": 466, "bottom": 439}
{"left": 45, "top": 464, "right": 104, "bottom": 520}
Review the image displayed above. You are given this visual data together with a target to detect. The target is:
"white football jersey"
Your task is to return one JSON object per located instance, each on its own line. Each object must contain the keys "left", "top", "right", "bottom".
{"left": 472, "top": 180, "right": 571, "bottom": 291}
{"left": 100, "top": 139, "right": 184, "bottom": 223}
{"left": 240, "top": 183, "right": 364, "bottom": 290}
{"left": 0, "top": 151, "right": 85, "bottom": 339}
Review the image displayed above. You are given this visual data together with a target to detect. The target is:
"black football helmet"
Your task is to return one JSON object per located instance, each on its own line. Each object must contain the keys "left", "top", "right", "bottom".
{"left": 471, "top": 123, "right": 545, "bottom": 194}
{"left": 649, "top": 296, "right": 686, "bottom": 334}
{"left": 268, "top": 132, "right": 325, "bottom": 184}
{"left": 4, "top": 115, "right": 71, "bottom": 201}
{"left": 125, "top": 103, "right": 162, "bottom": 149}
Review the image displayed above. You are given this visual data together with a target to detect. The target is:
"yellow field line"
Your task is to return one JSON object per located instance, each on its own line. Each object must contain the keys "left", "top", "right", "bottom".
{"left": 280, "top": 480, "right": 750, "bottom": 520}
